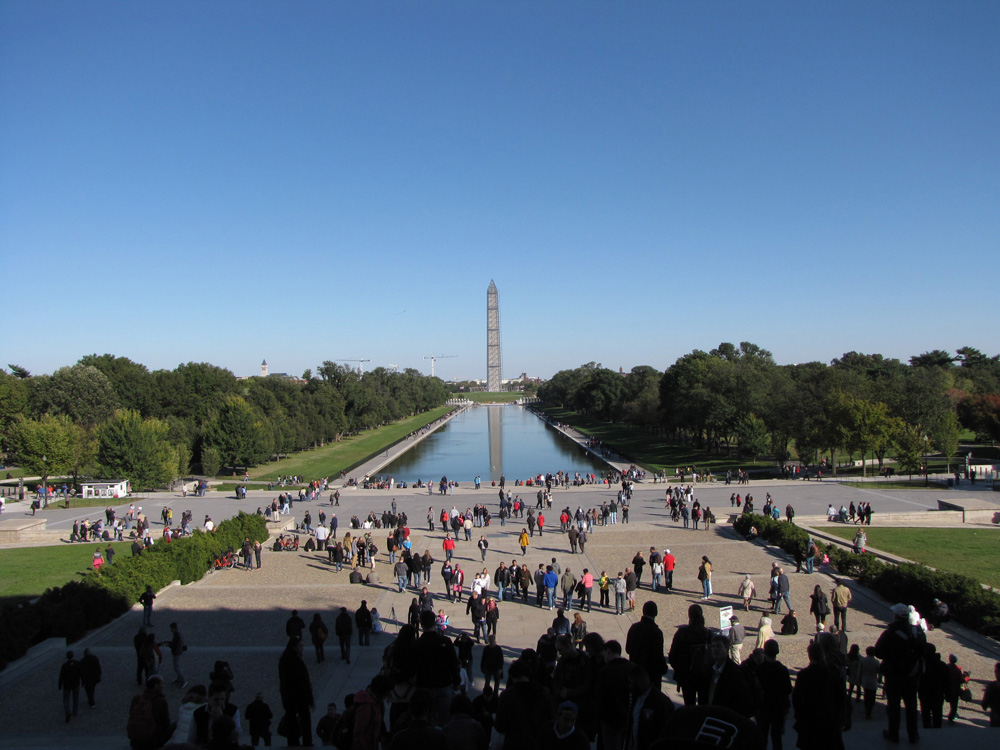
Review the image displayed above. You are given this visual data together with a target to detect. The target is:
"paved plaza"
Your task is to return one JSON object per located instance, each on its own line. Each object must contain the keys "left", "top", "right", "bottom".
{"left": 1, "top": 474, "right": 1000, "bottom": 749}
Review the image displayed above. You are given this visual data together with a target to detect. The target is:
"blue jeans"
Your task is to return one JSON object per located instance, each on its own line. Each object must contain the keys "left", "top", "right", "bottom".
{"left": 397, "top": 575, "right": 407, "bottom": 593}
{"left": 702, "top": 579, "right": 712, "bottom": 598}
{"left": 497, "top": 583, "right": 505, "bottom": 601}
{"left": 546, "top": 587, "right": 556, "bottom": 609}
{"left": 562, "top": 591, "right": 573, "bottom": 611}
{"left": 806, "top": 556, "right": 814, "bottom": 574}
{"left": 615, "top": 592, "right": 626, "bottom": 614}
{"left": 652, "top": 573, "right": 662, "bottom": 591}
{"left": 775, "top": 593, "right": 791, "bottom": 613}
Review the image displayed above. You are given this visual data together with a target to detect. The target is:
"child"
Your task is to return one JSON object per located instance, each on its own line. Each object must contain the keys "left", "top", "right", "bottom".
{"left": 436, "top": 609, "right": 449, "bottom": 633}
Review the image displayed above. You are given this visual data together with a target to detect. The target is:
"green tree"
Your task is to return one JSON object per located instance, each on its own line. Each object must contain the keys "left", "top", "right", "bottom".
{"left": 203, "top": 396, "right": 270, "bottom": 468}
{"left": 29, "top": 365, "right": 119, "bottom": 427}
{"left": 7, "top": 415, "right": 78, "bottom": 477}
{"left": 736, "top": 413, "right": 770, "bottom": 462}
{"left": 77, "top": 354, "right": 156, "bottom": 415}
{"left": 928, "top": 411, "right": 961, "bottom": 468}
{"left": 893, "top": 423, "right": 927, "bottom": 479}
{"left": 97, "top": 410, "right": 176, "bottom": 489}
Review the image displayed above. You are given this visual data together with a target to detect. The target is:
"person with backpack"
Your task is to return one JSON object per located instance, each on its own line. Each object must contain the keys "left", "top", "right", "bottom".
{"left": 126, "top": 674, "right": 173, "bottom": 750}
{"left": 875, "top": 602, "right": 927, "bottom": 744}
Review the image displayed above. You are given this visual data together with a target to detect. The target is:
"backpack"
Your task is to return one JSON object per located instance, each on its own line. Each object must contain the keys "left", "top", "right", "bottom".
{"left": 126, "top": 692, "right": 155, "bottom": 742}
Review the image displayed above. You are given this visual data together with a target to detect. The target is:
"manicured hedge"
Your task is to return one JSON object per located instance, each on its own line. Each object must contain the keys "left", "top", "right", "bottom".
{"left": 0, "top": 512, "right": 268, "bottom": 671}
{"left": 732, "top": 513, "right": 1000, "bottom": 639}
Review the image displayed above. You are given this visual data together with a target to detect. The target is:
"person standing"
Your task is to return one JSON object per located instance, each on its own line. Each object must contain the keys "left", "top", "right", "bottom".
{"left": 625, "top": 601, "right": 668, "bottom": 688}
{"left": 727, "top": 615, "right": 746, "bottom": 664}
{"left": 756, "top": 639, "right": 792, "bottom": 750}
{"left": 774, "top": 568, "right": 792, "bottom": 614}
{"left": 792, "top": 641, "right": 847, "bottom": 750}
{"left": 58, "top": 650, "right": 81, "bottom": 723}
{"left": 278, "top": 638, "right": 315, "bottom": 747}
{"left": 875, "top": 603, "right": 927, "bottom": 744}
{"left": 245, "top": 691, "right": 274, "bottom": 747}
{"left": 356, "top": 600, "right": 373, "bottom": 646}
{"left": 139, "top": 585, "right": 156, "bottom": 627}
{"left": 697, "top": 556, "right": 713, "bottom": 599}
{"left": 669, "top": 604, "right": 710, "bottom": 706}
{"left": 613, "top": 571, "right": 627, "bottom": 615}
{"left": 663, "top": 549, "right": 676, "bottom": 591}
{"left": 80, "top": 648, "right": 102, "bottom": 708}
{"left": 831, "top": 579, "right": 853, "bottom": 632}
{"left": 335, "top": 607, "right": 353, "bottom": 664}
{"left": 165, "top": 622, "right": 187, "bottom": 688}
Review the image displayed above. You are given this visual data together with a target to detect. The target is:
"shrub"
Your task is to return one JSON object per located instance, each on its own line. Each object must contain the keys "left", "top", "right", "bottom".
{"left": 734, "top": 513, "right": 1000, "bottom": 639}
{"left": 0, "top": 511, "right": 269, "bottom": 672}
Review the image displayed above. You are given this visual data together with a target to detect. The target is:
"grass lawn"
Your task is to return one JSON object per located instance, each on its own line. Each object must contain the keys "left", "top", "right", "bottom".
{"left": 248, "top": 406, "right": 454, "bottom": 481}
{"left": 820, "top": 526, "right": 1000, "bottom": 589}
{"left": 536, "top": 406, "right": 759, "bottom": 476}
{"left": 0, "top": 541, "right": 135, "bottom": 602}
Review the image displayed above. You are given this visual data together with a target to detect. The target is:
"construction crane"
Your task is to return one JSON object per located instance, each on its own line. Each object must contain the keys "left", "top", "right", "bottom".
{"left": 336, "top": 358, "right": 371, "bottom": 376}
{"left": 423, "top": 354, "right": 456, "bottom": 378}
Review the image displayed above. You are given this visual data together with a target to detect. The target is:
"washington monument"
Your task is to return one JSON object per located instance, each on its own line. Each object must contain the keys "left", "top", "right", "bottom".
{"left": 487, "top": 280, "right": 502, "bottom": 391}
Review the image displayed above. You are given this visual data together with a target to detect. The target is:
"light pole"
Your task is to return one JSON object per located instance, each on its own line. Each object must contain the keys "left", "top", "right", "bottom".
{"left": 41, "top": 454, "right": 47, "bottom": 508}
{"left": 923, "top": 437, "right": 929, "bottom": 487}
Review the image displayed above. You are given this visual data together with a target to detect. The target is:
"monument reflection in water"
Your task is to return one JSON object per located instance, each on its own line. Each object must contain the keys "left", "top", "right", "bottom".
{"left": 379, "top": 405, "right": 608, "bottom": 484}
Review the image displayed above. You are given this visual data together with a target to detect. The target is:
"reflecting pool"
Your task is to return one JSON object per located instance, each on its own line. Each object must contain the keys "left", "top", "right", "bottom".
{"left": 378, "top": 405, "right": 608, "bottom": 483}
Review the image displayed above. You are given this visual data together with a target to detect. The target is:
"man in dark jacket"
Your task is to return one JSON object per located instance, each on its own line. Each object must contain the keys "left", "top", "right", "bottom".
{"left": 875, "top": 603, "right": 927, "bottom": 744}
{"left": 335, "top": 607, "right": 353, "bottom": 663}
{"left": 58, "top": 650, "right": 81, "bottom": 722}
{"left": 415, "top": 610, "right": 461, "bottom": 725}
{"left": 356, "top": 601, "right": 373, "bottom": 646}
{"left": 668, "top": 604, "right": 709, "bottom": 706}
{"left": 699, "top": 635, "right": 753, "bottom": 717}
{"left": 626, "top": 601, "right": 668, "bottom": 689}
{"left": 80, "top": 648, "right": 102, "bottom": 708}
{"left": 278, "top": 639, "right": 314, "bottom": 746}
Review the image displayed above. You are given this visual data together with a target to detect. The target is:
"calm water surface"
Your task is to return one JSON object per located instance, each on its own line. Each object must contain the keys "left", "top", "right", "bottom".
{"left": 379, "top": 405, "right": 608, "bottom": 483}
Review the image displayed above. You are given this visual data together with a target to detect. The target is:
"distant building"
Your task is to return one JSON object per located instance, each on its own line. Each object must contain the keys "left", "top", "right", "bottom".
{"left": 261, "top": 359, "right": 269, "bottom": 377}
{"left": 80, "top": 479, "right": 130, "bottom": 499}
{"left": 487, "top": 281, "right": 502, "bottom": 391}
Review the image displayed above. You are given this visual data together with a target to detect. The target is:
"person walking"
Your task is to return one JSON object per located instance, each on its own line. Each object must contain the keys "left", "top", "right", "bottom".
{"left": 58, "top": 650, "right": 81, "bottom": 723}
{"left": 518, "top": 528, "right": 529, "bottom": 556}
{"left": 309, "top": 613, "right": 329, "bottom": 664}
{"left": 80, "top": 648, "right": 102, "bottom": 708}
{"left": 737, "top": 574, "right": 756, "bottom": 610}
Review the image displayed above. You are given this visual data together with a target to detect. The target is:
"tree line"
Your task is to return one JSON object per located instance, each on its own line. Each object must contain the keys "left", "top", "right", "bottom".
{"left": 0, "top": 357, "right": 450, "bottom": 489}
{"left": 538, "top": 345, "right": 1000, "bottom": 474}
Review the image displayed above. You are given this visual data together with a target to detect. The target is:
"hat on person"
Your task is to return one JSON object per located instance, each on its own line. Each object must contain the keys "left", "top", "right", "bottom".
{"left": 890, "top": 603, "right": 909, "bottom": 617}
{"left": 557, "top": 701, "right": 579, "bottom": 714}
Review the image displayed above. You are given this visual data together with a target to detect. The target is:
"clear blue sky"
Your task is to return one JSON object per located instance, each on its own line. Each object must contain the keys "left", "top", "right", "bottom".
{"left": 3, "top": 1, "right": 998, "bottom": 381}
